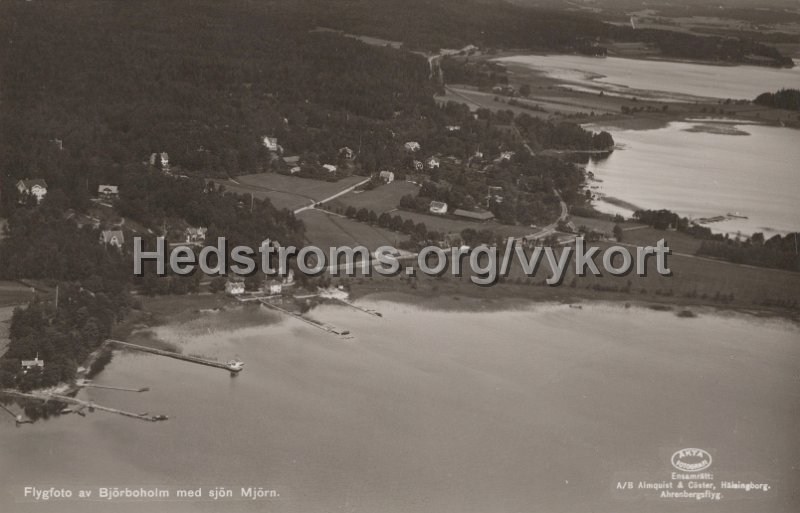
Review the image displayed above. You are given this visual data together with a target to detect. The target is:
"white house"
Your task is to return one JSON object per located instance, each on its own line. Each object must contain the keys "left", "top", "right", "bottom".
{"left": 225, "top": 279, "right": 245, "bottom": 296}
{"left": 100, "top": 230, "right": 125, "bottom": 249}
{"left": 322, "top": 164, "right": 337, "bottom": 174}
{"left": 379, "top": 170, "right": 395, "bottom": 183}
{"left": 185, "top": 226, "right": 207, "bottom": 243}
{"left": 16, "top": 179, "right": 48, "bottom": 203}
{"left": 266, "top": 280, "right": 283, "bottom": 295}
{"left": 429, "top": 201, "right": 448, "bottom": 215}
{"left": 404, "top": 141, "right": 421, "bottom": 152}
{"left": 21, "top": 354, "right": 44, "bottom": 373}
{"left": 97, "top": 184, "right": 119, "bottom": 201}
{"left": 262, "top": 136, "right": 279, "bottom": 152}
{"left": 445, "top": 125, "right": 461, "bottom": 132}
{"left": 426, "top": 156, "right": 440, "bottom": 169}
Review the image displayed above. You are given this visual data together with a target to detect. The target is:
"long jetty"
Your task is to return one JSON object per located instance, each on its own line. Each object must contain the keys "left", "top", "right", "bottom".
{"left": 107, "top": 339, "right": 242, "bottom": 373}
{"left": 259, "top": 299, "right": 351, "bottom": 336}
{"left": 77, "top": 382, "right": 150, "bottom": 393}
{"left": 0, "top": 389, "right": 163, "bottom": 422}
{"left": 331, "top": 298, "right": 382, "bottom": 318}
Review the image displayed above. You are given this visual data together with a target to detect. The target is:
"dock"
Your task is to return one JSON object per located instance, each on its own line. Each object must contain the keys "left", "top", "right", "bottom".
{"left": 76, "top": 380, "right": 149, "bottom": 393}
{"left": 0, "top": 389, "right": 165, "bottom": 422}
{"left": 107, "top": 339, "right": 243, "bottom": 373}
{"left": 258, "top": 299, "right": 351, "bottom": 336}
{"left": 0, "top": 402, "right": 30, "bottom": 424}
{"left": 331, "top": 298, "right": 382, "bottom": 317}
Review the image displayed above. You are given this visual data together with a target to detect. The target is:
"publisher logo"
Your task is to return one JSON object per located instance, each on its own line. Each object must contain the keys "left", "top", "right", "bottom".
{"left": 671, "top": 448, "right": 712, "bottom": 472}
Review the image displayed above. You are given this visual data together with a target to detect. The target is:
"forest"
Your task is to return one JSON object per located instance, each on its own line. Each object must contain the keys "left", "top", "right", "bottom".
{"left": 754, "top": 89, "right": 800, "bottom": 111}
{"left": 290, "top": 0, "right": 794, "bottom": 67}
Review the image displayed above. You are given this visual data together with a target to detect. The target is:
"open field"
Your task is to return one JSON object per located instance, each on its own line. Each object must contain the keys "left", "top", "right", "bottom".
{"left": 330, "top": 181, "right": 420, "bottom": 213}
{"left": 299, "top": 209, "right": 408, "bottom": 249}
{"left": 214, "top": 173, "right": 366, "bottom": 211}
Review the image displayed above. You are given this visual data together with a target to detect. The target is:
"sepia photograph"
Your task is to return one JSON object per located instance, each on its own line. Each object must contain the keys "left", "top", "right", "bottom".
{"left": 0, "top": 0, "right": 798, "bottom": 512}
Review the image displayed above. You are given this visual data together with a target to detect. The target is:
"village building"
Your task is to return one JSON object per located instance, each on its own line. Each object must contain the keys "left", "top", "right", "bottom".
{"left": 289, "top": 166, "right": 301, "bottom": 174}
{"left": 184, "top": 226, "right": 208, "bottom": 243}
{"left": 266, "top": 279, "right": 283, "bottom": 295}
{"left": 426, "top": 156, "right": 440, "bottom": 169}
{"left": 429, "top": 201, "right": 448, "bottom": 215}
{"left": 225, "top": 279, "right": 245, "bottom": 296}
{"left": 453, "top": 208, "right": 495, "bottom": 222}
{"left": 97, "top": 184, "right": 119, "bottom": 201}
{"left": 17, "top": 179, "right": 48, "bottom": 203}
{"left": 99, "top": 230, "right": 125, "bottom": 249}
{"left": 322, "top": 164, "right": 337, "bottom": 174}
{"left": 404, "top": 141, "right": 421, "bottom": 152}
{"left": 445, "top": 125, "right": 461, "bottom": 132}
{"left": 262, "top": 136, "right": 280, "bottom": 153}
{"left": 21, "top": 354, "right": 44, "bottom": 373}
{"left": 379, "top": 170, "right": 395, "bottom": 183}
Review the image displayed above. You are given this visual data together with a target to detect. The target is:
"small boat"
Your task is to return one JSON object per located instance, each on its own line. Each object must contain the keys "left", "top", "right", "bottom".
{"left": 727, "top": 212, "right": 748, "bottom": 219}
{"left": 227, "top": 360, "right": 244, "bottom": 372}
{"left": 151, "top": 414, "right": 169, "bottom": 421}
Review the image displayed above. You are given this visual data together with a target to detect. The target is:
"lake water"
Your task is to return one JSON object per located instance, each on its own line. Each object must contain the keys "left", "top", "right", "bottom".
{"left": 494, "top": 54, "right": 800, "bottom": 101}
{"left": 584, "top": 121, "right": 800, "bottom": 236}
{"left": 1, "top": 300, "right": 798, "bottom": 513}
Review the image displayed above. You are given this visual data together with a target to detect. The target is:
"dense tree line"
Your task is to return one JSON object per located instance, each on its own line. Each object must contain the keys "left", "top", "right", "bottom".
{"left": 754, "top": 89, "right": 800, "bottom": 111}
{"left": 698, "top": 233, "right": 800, "bottom": 272}
{"left": 0, "top": 283, "right": 131, "bottom": 390}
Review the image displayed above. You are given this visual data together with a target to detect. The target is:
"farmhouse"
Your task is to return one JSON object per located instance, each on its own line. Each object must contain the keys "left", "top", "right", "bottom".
{"left": 429, "top": 201, "right": 448, "bottom": 215}
{"left": 97, "top": 184, "right": 119, "bottom": 201}
{"left": 379, "top": 170, "right": 395, "bottom": 183}
{"left": 426, "top": 156, "right": 440, "bottom": 169}
{"left": 16, "top": 179, "right": 48, "bottom": 203}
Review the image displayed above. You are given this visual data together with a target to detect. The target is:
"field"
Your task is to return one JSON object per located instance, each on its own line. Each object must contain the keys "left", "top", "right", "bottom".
{"left": 214, "top": 173, "right": 367, "bottom": 211}
{"left": 330, "top": 181, "right": 420, "bottom": 213}
{"left": 298, "top": 210, "right": 408, "bottom": 250}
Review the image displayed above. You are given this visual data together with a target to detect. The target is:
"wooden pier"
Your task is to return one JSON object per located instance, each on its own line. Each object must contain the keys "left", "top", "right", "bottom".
{"left": 0, "top": 390, "right": 165, "bottom": 423}
{"left": 76, "top": 380, "right": 149, "bottom": 393}
{"left": 259, "top": 299, "right": 351, "bottom": 336}
{"left": 107, "top": 339, "right": 242, "bottom": 373}
{"left": 331, "top": 298, "right": 382, "bottom": 317}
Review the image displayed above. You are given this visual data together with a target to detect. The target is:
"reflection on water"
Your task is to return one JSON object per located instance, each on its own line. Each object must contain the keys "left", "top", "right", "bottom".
{"left": 1, "top": 301, "right": 798, "bottom": 513}
{"left": 585, "top": 121, "right": 800, "bottom": 236}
